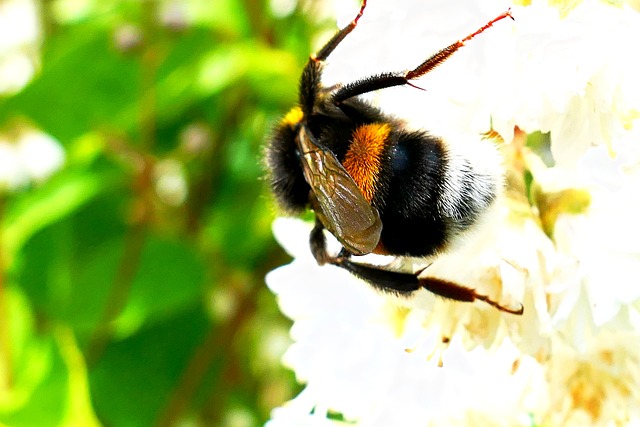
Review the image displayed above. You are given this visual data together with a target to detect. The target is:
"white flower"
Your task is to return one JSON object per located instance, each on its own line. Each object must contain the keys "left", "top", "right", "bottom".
{"left": 16, "top": 130, "right": 66, "bottom": 183}
{"left": 544, "top": 333, "right": 640, "bottom": 426}
{"left": 486, "top": 0, "right": 640, "bottom": 167}
{"left": 266, "top": 0, "right": 640, "bottom": 425}
{"left": 267, "top": 217, "right": 550, "bottom": 426}
{"left": 324, "top": 0, "right": 640, "bottom": 166}
{"left": 153, "top": 159, "right": 188, "bottom": 206}
{"left": 0, "top": 129, "right": 65, "bottom": 193}
{"left": 0, "top": 140, "right": 29, "bottom": 191}
{"left": 0, "top": 0, "right": 41, "bottom": 94}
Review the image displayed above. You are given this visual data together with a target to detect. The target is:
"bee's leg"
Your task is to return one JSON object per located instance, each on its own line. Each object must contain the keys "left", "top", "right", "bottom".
{"left": 332, "top": 258, "right": 523, "bottom": 315}
{"left": 314, "top": 1, "right": 368, "bottom": 62}
{"left": 332, "top": 9, "right": 513, "bottom": 104}
{"left": 300, "top": 1, "right": 368, "bottom": 115}
{"left": 334, "top": 257, "right": 422, "bottom": 294}
{"left": 417, "top": 275, "right": 523, "bottom": 315}
{"left": 403, "top": 8, "right": 513, "bottom": 81}
{"left": 309, "top": 218, "right": 331, "bottom": 266}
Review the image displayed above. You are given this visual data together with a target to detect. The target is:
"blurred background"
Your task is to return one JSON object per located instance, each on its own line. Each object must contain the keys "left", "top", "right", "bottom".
{"left": 0, "top": 0, "right": 338, "bottom": 425}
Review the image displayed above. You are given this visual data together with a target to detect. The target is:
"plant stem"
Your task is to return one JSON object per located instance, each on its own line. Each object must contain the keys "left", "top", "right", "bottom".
{"left": 86, "top": 0, "right": 160, "bottom": 364}
{"left": 0, "top": 195, "right": 12, "bottom": 391}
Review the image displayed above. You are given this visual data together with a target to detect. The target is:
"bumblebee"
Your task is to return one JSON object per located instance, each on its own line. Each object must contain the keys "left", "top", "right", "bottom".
{"left": 266, "top": 1, "right": 522, "bottom": 315}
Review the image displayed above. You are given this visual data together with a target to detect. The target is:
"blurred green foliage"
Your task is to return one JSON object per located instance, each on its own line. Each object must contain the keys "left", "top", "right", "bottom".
{"left": 0, "top": 0, "right": 333, "bottom": 425}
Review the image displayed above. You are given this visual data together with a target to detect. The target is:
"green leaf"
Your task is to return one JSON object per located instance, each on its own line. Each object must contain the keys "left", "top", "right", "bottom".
{"left": 17, "top": 198, "right": 206, "bottom": 340}
{"left": 3, "top": 169, "right": 120, "bottom": 257}
{"left": 0, "top": 335, "right": 69, "bottom": 427}
{"left": 0, "top": 25, "right": 139, "bottom": 143}
{"left": 16, "top": 192, "right": 128, "bottom": 336}
{"left": 0, "top": 289, "right": 99, "bottom": 427}
{"left": 89, "top": 306, "right": 211, "bottom": 427}
{"left": 114, "top": 235, "right": 207, "bottom": 338}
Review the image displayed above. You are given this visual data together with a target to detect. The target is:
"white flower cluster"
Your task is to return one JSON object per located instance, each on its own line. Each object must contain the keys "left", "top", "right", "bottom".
{"left": 266, "top": 0, "right": 640, "bottom": 426}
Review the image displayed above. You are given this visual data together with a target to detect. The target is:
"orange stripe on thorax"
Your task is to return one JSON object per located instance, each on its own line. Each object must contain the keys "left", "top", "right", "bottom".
{"left": 343, "top": 123, "right": 390, "bottom": 203}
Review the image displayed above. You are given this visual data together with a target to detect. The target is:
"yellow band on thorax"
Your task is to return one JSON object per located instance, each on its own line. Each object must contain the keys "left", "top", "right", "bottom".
{"left": 343, "top": 123, "right": 390, "bottom": 203}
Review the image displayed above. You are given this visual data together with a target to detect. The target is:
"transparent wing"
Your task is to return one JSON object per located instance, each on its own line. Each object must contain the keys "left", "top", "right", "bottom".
{"left": 297, "top": 127, "right": 382, "bottom": 255}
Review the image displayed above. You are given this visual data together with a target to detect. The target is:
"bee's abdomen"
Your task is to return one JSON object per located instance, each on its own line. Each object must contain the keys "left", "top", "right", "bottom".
{"left": 375, "top": 131, "right": 499, "bottom": 257}
{"left": 375, "top": 130, "right": 448, "bottom": 256}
